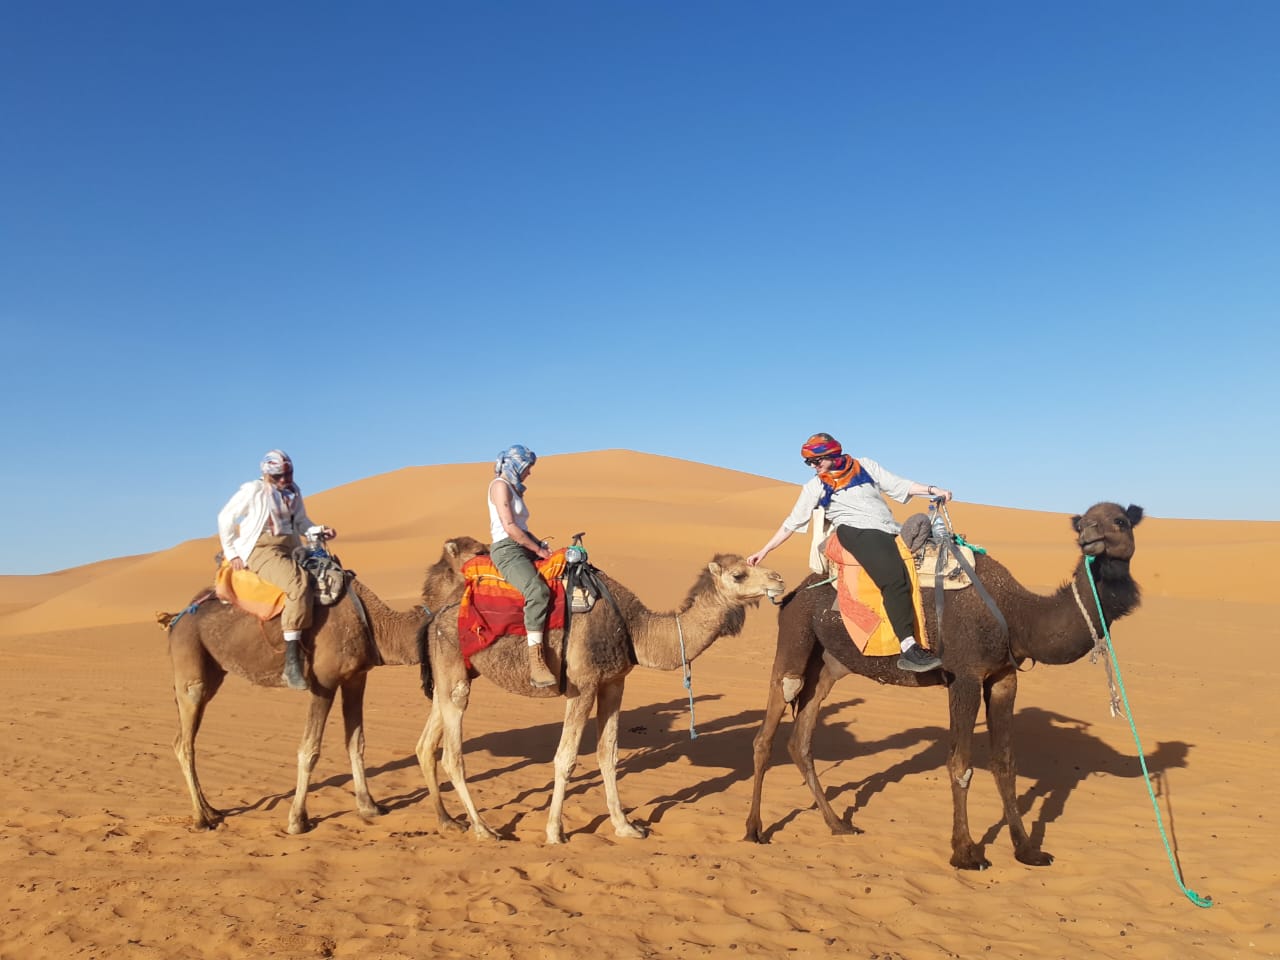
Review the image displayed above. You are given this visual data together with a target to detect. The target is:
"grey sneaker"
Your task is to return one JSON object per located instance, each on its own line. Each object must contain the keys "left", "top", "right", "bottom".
{"left": 898, "top": 644, "right": 942, "bottom": 672}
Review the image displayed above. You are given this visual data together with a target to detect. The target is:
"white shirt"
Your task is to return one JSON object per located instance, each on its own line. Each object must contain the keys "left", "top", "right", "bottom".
{"left": 217, "top": 479, "right": 316, "bottom": 563}
{"left": 781, "top": 456, "right": 914, "bottom": 536}
{"left": 488, "top": 478, "right": 531, "bottom": 543}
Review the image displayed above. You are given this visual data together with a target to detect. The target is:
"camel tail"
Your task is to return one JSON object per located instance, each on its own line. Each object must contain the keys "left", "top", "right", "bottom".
{"left": 155, "top": 611, "right": 177, "bottom": 630}
{"left": 415, "top": 618, "right": 434, "bottom": 700}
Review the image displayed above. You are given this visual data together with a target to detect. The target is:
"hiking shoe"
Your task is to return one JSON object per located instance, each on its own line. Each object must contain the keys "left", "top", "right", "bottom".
{"left": 898, "top": 644, "right": 942, "bottom": 673}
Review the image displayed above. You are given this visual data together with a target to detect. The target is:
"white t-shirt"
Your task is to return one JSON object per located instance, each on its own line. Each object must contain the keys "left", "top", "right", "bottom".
{"left": 488, "top": 478, "right": 531, "bottom": 543}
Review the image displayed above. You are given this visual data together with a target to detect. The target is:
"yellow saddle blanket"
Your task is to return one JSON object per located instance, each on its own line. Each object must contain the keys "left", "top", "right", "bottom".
{"left": 822, "top": 536, "right": 931, "bottom": 657}
{"left": 214, "top": 562, "right": 286, "bottom": 621}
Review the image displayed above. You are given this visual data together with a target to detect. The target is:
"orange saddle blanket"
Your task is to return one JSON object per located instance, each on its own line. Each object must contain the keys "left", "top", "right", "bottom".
{"left": 822, "top": 536, "right": 930, "bottom": 657}
{"left": 457, "top": 549, "right": 568, "bottom": 667}
{"left": 214, "top": 562, "right": 286, "bottom": 621}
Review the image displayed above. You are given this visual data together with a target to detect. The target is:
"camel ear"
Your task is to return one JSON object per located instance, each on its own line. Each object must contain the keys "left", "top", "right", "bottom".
{"left": 1070, "top": 514, "right": 1083, "bottom": 533}
{"left": 444, "top": 540, "right": 458, "bottom": 558}
{"left": 707, "top": 561, "right": 723, "bottom": 578}
{"left": 1125, "top": 505, "right": 1144, "bottom": 527}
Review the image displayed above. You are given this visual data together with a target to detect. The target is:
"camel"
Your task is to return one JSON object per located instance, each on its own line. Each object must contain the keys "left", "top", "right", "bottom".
{"left": 743, "top": 502, "right": 1143, "bottom": 870}
{"left": 416, "top": 554, "right": 785, "bottom": 843}
{"left": 160, "top": 536, "right": 487, "bottom": 834}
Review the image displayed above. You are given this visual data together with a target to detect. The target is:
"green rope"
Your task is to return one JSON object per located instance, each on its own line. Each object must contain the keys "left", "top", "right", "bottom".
{"left": 952, "top": 533, "right": 987, "bottom": 555}
{"left": 1085, "top": 555, "right": 1214, "bottom": 908}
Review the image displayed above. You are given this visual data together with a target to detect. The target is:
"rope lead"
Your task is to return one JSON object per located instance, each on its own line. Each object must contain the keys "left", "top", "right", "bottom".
{"left": 1085, "top": 555, "right": 1214, "bottom": 909}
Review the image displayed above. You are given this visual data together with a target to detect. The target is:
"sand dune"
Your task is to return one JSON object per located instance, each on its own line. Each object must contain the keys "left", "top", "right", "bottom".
{"left": 1, "top": 450, "right": 1276, "bottom": 959}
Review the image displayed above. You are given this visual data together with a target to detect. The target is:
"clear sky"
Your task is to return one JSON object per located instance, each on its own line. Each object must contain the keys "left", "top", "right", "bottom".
{"left": 3, "top": 1, "right": 1277, "bottom": 575}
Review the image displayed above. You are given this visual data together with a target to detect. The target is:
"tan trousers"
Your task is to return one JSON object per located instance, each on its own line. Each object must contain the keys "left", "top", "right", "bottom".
{"left": 248, "top": 534, "right": 312, "bottom": 632}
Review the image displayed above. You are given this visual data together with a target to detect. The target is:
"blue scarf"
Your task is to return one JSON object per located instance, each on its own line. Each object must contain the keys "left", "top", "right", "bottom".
{"left": 495, "top": 444, "right": 537, "bottom": 495}
{"left": 817, "top": 455, "right": 874, "bottom": 509}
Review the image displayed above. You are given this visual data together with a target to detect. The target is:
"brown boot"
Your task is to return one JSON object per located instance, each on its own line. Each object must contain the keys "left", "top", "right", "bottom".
{"left": 526, "top": 631, "right": 556, "bottom": 688}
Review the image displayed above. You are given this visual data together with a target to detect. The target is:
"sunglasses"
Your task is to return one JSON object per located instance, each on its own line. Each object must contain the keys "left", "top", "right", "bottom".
{"left": 804, "top": 456, "right": 832, "bottom": 467}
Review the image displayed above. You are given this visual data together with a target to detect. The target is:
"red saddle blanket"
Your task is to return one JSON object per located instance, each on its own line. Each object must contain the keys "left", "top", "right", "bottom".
{"left": 457, "top": 549, "right": 568, "bottom": 667}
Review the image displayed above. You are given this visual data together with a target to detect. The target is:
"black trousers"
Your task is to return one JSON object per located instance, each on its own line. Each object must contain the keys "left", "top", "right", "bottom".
{"left": 835, "top": 525, "right": 915, "bottom": 642}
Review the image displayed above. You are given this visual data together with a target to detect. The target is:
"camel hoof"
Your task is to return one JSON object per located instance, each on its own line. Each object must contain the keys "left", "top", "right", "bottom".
{"left": 438, "top": 816, "right": 467, "bottom": 835}
{"left": 615, "top": 821, "right": 647, "bottom": 840}
{"left": 743, "top": 824, "right": 764, "bottom": 844}
{"left": 358, "top": 802, "right": 388, "bottom": 820}
{"left": 950, "top": 852, "right": 991, "bottom": 871}
{"left": 830, "top": 821, "right": 863, "bottom": 836}
{"left": 287, "top": 818, "right": 311, "bottom": 836}
{"left": 1016, "top": 848, "right": 1054, "bottom": 867}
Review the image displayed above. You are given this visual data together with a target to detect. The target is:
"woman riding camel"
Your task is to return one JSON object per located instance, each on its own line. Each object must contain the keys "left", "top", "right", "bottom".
{"left": 747, "top": 432, "right": 952, "bottom": 673}
{"left": 487, "top": 444, "right": 557, "bottom": 688}
{"left": 217, "top": 449, "right": 336, "bottom": 690}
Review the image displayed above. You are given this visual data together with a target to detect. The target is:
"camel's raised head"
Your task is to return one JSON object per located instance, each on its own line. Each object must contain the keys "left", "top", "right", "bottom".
{"left": 704, "top": 555, "right": 786, "bottom": 605}
{"left": 1072, "top": 503, "right": 1142, "bottom": 559}
{"left": 421, "top": 536, "right": 490, "bottom": 605}
{"left": 442, "top": 536, "right": 490, "bottom": 572}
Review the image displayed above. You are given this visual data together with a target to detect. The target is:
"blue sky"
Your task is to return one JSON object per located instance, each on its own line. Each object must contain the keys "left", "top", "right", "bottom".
{"left": 3, "top": 1, "right": 1277, "bottom": 575}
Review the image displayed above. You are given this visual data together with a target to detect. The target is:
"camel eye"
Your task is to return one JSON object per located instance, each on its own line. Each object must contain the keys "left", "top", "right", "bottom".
{"left": 733, "top": 571, "right": 748, "bottom": 582}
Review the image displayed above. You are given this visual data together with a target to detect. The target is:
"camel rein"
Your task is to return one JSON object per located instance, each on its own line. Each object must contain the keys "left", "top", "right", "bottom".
{"left": 1082, "top": 555, "right": 1213, "bottom": 909}
{"left": 675, "top": 615, "right": 698, "bottom": 740}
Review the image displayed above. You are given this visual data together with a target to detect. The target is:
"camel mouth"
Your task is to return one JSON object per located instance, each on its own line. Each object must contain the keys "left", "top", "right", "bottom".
{"left": 765, "top": 588, "right": 784, "bottom": 605}
{"left": 1079, "top": 537, "right": 1106, "bottom": 556}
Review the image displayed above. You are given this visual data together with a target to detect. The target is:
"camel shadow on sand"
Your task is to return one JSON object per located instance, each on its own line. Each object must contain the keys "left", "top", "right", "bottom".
{"left": 253, "top": 697, "right": 1190, "bottom": 847}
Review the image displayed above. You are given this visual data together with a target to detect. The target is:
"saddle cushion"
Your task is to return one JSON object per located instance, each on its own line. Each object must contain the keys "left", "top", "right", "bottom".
{"left": 823, "top": 535, "right": 930, "bottom": 656}
{"left": 457, "top": 549, "right": 568, "bottom": 667}
{"left": 914, "top": 541, "right": 976, "bottom": 589}
{"left": 214, "top": 562, "right": 287, "bottom": 621}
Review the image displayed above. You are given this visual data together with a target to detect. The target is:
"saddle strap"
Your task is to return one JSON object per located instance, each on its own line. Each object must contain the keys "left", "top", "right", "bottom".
{"left": 934, "top": 537, "right": 1010, "bottom": 665}
{"left": 559, "top": 564, "right": 636, "bottom": 693}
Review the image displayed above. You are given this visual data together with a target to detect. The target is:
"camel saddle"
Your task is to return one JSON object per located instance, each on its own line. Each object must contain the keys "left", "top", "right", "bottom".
{"left": 456, "top": 549, "right": 569, "bottom": 667}
{"left": 913, "top": 540, "right": 976, "bottom": 590}
{"left": 821, "top": 535, "right": 932, "bottom": 657}
{"left": 213, "top": 556, "right": 348, "bottom": 622}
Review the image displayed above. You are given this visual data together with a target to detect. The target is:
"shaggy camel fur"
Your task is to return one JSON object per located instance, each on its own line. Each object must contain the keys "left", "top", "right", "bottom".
{"left": 160, "top": 536, "right": 487, "bottom": 834}
{"left": 743, "top": 502, "right": 1143, "bottom": 870}
{"left": 417, "top": 555, "right": 785, "bottom": 844}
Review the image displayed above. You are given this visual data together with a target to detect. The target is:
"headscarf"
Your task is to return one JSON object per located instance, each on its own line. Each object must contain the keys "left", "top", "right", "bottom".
{"left": 259, "top": 449, "right": 299, "bottom": 527}
{"left": 800, "top": 434, "right": 874, "bottom": 508}
{"left": 495, "top": 444, "right": 537, "bottom": 495}
{"left": 260, "top": 449, "right": 293, "bottom": 477}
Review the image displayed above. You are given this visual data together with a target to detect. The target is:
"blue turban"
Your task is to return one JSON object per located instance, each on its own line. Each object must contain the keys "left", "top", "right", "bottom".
{"left": 495, "top": 444, "right": 537, "bottom": 494}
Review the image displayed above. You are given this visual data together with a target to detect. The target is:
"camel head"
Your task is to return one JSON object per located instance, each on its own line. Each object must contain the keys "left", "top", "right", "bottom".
{"left": 698, "top": 554, "right": 787, "bottom": 607}
{"left": 1072, "top": 503, "right": 1143, "bottom": 560}
{"left": 420, "top": 536, "right": 490, "bottom": 604}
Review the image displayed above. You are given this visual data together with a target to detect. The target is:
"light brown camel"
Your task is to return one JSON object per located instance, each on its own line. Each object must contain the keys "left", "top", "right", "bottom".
{"left": 159, "top": 536, "right": 487, "bottom": 834}
{"left": 743, "top": 502, "right": 1143, "bottom": 870}
{"left": 417, "top": 554, "right": 785, "bottom": 843}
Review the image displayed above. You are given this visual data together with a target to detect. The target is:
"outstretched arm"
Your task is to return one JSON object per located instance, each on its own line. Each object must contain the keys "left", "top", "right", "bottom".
{"left": 909, "top": 481, "right": 953, "bottom": 502}
{"left": 747, "top": 524, "right": 794, "bottom": 566}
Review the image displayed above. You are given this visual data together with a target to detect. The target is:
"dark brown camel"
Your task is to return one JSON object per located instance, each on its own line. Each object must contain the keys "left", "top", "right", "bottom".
{"left": 743, "top": 502, "right": 1143, "bottom": 870}
{"left": 417, "top": 555, "right": 785, "bottom": 843}
{"left": 159, "top": 536, "right": 487, "bottom": 834}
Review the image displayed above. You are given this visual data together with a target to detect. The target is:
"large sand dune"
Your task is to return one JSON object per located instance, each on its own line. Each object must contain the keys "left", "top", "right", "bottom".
{"left": 1, "top": 451, "right": 1276, "bottom": 958}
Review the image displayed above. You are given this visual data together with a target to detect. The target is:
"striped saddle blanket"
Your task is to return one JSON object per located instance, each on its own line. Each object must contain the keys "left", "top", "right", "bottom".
{"left": 457, "top": 549, "right": 568, "bottom": 667}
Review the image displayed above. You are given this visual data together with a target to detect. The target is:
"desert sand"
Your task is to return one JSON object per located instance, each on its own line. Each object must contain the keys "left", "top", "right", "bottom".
{"left": 1, "top": 450, "right": 1276, "bottom": 959}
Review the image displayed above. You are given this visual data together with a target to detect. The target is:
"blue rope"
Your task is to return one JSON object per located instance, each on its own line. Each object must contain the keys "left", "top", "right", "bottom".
{"left": 676, "top": 615, "right": 698, "bottom": 740}
{"left": 165, "top": 601, "right": 202, "bottom": 629}
{"left": 1085, "top": 555, "right": 1214, "bottom": 908}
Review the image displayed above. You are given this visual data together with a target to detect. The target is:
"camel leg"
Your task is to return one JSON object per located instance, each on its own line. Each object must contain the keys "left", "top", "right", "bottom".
{"left": 743, "top": 667, "right": 790, "bottom": 842}
{"left": 594, "top": 679, "right": 646, "bottom": 840}
{"left": 544, "top": 690, "right": 596, "bottom": 845}
{"left": 984, "top": 669, "right": 1052, "bottom": 866}
{"left": 414, "top": 698, "right": 465, "bottom": 832}
{"left": 946, "top": 676, "right": 988, "bottom": 869}
{"left": 286, "top": 687, "right": 336, "bottom": 835}
{"left": 172, "top": 671, "right": 225, "bottom": 829}
{"left": 339, "top": 673, "right": 386, "bottom": 820}
{"left": 787, "top": 659, "right": 858, "bottom": 836}
{"left": 436, "top": 679, "right": 502, "bottom": 840}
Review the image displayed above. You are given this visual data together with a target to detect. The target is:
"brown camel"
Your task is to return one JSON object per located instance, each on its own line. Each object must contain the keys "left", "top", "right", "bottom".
{"left": 417, "top": 554, "right": 785, "bottom": 843}
{"left": 160, "top": 536, "right": 487, "bottom": 834}
{"left": 743, "top": 502, "right": 1143, "bottom": 870}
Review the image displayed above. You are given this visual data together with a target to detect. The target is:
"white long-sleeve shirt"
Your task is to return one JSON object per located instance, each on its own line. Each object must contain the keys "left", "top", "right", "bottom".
{"left": 217, "top": 479, "right": 317, "bottom": 563}
{"left": 781, "top": 456, "right": 914, "bottom": 536}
